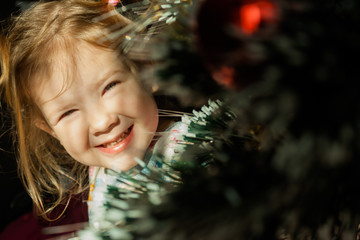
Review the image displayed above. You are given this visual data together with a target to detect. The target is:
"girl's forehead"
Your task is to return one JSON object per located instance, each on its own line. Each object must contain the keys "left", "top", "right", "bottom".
{"left": 30, "top": 41, "right": 125, "bottom": 103}
{"left": 34, "top": 40, "right": 111, "bottom": 81}
{"left": 31, "top": 50, "right": 77, "bottom": 97}
{"left": 40, "top": 38, "right": 116, "bottom": 71}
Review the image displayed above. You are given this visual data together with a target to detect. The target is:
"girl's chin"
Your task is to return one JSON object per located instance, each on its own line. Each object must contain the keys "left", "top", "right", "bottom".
{"left": 106, "top": 156, "right": 139, "bottom": 171}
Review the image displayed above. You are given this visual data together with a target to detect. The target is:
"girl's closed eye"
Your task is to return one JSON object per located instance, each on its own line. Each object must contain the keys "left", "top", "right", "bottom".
{"left": 59, "top": 109, "right": 77, "bottom": 121}
{"left": 102, "top": 81, "right": 120, "bottom": 95}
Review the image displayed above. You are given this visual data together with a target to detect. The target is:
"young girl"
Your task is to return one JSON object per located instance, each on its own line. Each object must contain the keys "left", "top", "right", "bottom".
{"left": 0, "top": 0, "right": 183, "bottom": 232}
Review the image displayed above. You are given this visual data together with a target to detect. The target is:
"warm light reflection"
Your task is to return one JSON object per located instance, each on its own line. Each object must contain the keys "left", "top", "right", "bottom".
{"left": 238, "top": 1, "right": 276, "bottom": 35}
{"left": 108, "top": 0, "right": 120, "bottom": 6}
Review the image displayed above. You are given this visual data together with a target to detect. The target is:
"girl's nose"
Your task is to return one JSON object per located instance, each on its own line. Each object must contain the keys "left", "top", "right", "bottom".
{"left": 88, "top": 109, "right": 119, "bottom": 136}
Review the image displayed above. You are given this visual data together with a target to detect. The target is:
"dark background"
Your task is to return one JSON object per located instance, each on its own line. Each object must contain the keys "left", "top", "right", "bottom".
{"left": 0, "top": 0, "right": 35, "bottom": 233}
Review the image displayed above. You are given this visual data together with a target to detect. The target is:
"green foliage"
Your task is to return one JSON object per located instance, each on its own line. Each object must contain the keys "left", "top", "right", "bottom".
{"left": 80, "top": 0, "right": 360, "bottom": 239}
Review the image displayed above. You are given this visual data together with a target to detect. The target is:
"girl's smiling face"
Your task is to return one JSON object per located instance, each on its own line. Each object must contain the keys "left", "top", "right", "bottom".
{"left": 32, "top": 41, "right": 158, "bottom": 171}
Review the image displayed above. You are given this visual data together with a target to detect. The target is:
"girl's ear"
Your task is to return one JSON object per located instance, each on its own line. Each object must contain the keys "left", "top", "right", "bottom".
{"left": 35, "top": 119, "right": 58, "bottom": 139}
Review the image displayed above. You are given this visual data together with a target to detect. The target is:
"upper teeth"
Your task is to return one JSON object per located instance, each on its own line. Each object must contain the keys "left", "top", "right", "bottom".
{"left": 103, "top": 127, "right": 131, "bottom": 148}
{"left": 104, "top": 138, "right": 123, "bottom": 148}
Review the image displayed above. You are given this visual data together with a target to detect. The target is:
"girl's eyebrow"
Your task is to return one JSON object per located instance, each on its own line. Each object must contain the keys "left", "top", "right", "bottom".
{"left": 43, "top": 100, "right": 75, "bottom": 121}
{"left": 97, "top": 69, "right": 124, "bottom": 87}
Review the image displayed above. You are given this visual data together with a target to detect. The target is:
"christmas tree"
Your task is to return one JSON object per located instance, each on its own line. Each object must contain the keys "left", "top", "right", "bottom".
{"left": 78, "top": 0, "right": 360, "bottom": 239}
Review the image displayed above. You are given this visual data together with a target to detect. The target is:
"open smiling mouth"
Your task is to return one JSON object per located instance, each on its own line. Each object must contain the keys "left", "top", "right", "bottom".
{"left": 96, "top": 125, "right": 134, "bottom": 154}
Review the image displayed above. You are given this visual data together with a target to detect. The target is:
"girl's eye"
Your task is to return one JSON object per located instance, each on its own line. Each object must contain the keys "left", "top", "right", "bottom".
{"left": 59, "top": 109, "right": 76, "bottom": 121}
{"left": 103, "top": 81, "right": 120, "bottom": 95}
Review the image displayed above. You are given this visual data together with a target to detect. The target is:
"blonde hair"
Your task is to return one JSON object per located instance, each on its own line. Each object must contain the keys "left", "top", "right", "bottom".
{"left": 0, "top": 0, "right": 131, "bottom": 220}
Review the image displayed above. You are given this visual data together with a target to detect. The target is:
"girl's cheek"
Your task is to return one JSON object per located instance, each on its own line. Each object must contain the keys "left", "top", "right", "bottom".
{"left": 58, "top": 117, "right": 85, "bottom": 143}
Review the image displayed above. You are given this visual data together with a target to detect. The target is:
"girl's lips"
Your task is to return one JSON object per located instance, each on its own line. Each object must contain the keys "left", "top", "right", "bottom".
{"left": 96, "top": 125, "right": 134, "bottom": 154}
